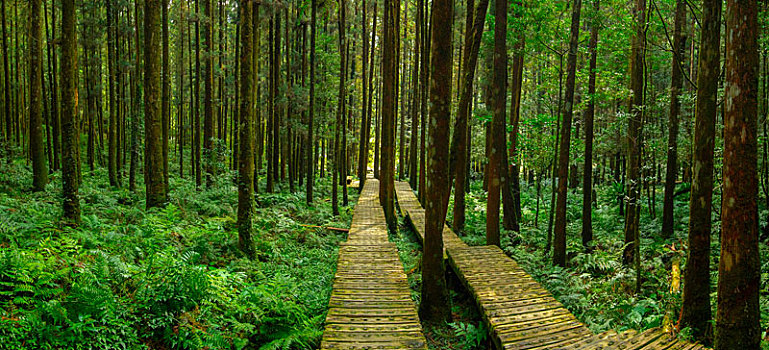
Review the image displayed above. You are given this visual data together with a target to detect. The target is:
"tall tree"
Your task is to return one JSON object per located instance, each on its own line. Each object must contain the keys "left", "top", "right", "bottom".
{"left": 162, "top": 0, "right": 170, "bottom": 192}
{"left": 1, "top": 0, "right": 10, "bottom": 161}
{"left": 553, "top": 0, "right": 582, "bottom": 266}
{"left": 357, "top": 0, "right": 370, "bottom": 188}
{"left": 380, "top": 0, "right": 398, "bottom": 231}
{"left": 420, "top": 0, "right": 452, "bottom": 325}
{"left": 581, "top": 0, "right": 599, "bottom": 249}
{"left": 408, "top": 0, "right": 421, "bottom": 190}
{"left": 237, "top": 0, "right": 255, "bottom": 258}
{"left": 486, "top": 0, "right": 509, "bottom": 247}
{"left": 203, "top": 0, "right": 215, "bottom": 186}
{"left": 333, "top": 0, "right": 347, "bottom": 216}
{"left": 145, "top": 0, "right": 166, "bottom": 208}
{"left": 108, "top": 0, "right": 119, "bottom": 186}
{"left": 29, "top": 0, "right": 48, "bottom": 191}
{"left": 622, "top": 0, "right": 645, "bottom": 276}
{"left": 680, "top": 0, "right": 720, "bottom": 339}
{"left": 661, "top": 0, "right": 686, "bottom": 238}
{"left": 451, "top": 0, "right": 488, "bottom": 234}
{"left": 715, "top": 0, "right": 760, "bottom": 347}
{"left": 306, "top": 0, "right": 316, "bottom": 203}
{"left": 61, "top": 0, "right": 80, "bottom": 224}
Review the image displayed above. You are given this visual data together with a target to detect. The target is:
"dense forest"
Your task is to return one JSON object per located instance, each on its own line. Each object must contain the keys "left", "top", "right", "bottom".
{"left": 0, "top": 0, "right": 767, "bottom": 348}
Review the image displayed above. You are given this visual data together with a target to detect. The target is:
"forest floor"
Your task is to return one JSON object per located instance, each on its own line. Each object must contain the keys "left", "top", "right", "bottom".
{"left": 0, "top": 160, "right": 767, "bottom": 349}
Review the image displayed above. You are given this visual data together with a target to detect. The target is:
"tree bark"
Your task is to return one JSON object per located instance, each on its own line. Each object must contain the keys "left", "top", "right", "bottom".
{"left": 622, "top": 0, "right": 645, "bottom": 275}
{"left": 420, "top": 0, "right": 452, "bottom": 325}
{"left": 661, "top": 0, "right": 686, "bottom": 238}
{"left": 162, "top": 0, "right": 170, "bottom": 192}
{"left": 715, "top": 0, "right": 761, "bottom": 348}
{"left": 203, "top": 0, "right": 215, "bottom": 187}
{"left": 145, "top": 0, "right": 167, "bottom": 208}
{"left": 61, "top": 0, "right": 80, "bottom": 224}
{"left": 379, "top": 0, "right": 398, "bottom": 230}
{"left": 237, "top": 0, "right": 255, "bottom": 258}
{"left": 554, "top": 0, "right": 582, "bottom": 266}
{"left": 680, "top": 0, "right": 719, "bottom": 340}
{"left": 451, "top": 0, "right": 488, "bottom": 234}
{"left": 1, "top": 0, "right": 11, "bottom": 161}
{"left": 29, "top": 0, "right": 48, "bottom": 191}
{"left": 486, "top": 0, "right": 509, "bottom": 247}
{"left": 307, "top": 0, "right": 317, "bottom": 203}
{"left": 582, "top": 0, "right": 600, "bottom": 249}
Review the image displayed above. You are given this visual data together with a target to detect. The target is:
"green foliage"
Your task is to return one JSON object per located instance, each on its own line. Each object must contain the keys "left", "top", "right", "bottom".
{"left": 0, "top": 162, "right": 354, "bottom": 349}
{"left": 447, "top": 322, "right": 487, "bottom": 350}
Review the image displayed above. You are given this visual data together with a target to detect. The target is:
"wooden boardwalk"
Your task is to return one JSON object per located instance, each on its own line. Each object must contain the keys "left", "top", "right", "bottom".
{"left": 394, "top": 181, "right": 708, "bottom": 350}
{"left": 320, "top": 179, "right": 427, "bottom": 349}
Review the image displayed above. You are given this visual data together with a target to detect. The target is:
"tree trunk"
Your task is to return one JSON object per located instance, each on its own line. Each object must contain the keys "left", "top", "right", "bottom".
{"left": 380, "top": 0, "right": 399, "bottom": 231}
{"left": 1, "top": 0, "right": 11, "bottom": 161}
{"left": 451, "top": 0, "right": 488, "bottom": 234}
{"left": 661, "top": 0, "right": 686, "bottom": 238}
{"left": 554, "top": 0, "right": 582, "bottom": 266}
{"left": 194, "top": 0, "right": 202, "bottom": 188}
{"left": 145, "top": 0, "right": 166, "bottom": 208}
{"left": 715, "top": 0, "right": 761, "bottom": 348}
{"left": 417, "top": 0, "right": 428, "bottom": 203}
{"left": 108, "top": 0, "right": 118, "bottom": 186}
{"left": 486, "top": 0, "right": 508, "bottom": 247}
{"left": 61, "top": 0, "right": 80, "bottom": 224}
{"left": 357, "top": 0, "right": 370, "bottom": 187}
{"left": 307, "top": 0, "right": 316, "bottom": 203}
{"left": 582, "top": 0, "right": 600, "bottom": 249}
{"left": 420, "top": 0, "right": 452, "bottom": 325}
{"left": 237, "top": 0, "right": 255, "bottom": 258}
{"left": 203, "top": 0, "right": 214, "bottom": 187}
{"left": 333, "top": 0, "right": 347, "bottom": 216}
{"left": 162, "top": 0, "right": 170, "bottom": 192}
{"left": 622, "top": 0, "right": 645, "bottom": 277}
{"left": 680, "top": 0, "right": 719, "bottom": 340}
{"left": 29, "top": 0, "right": 48, "bottom": 191}
{"left": 408, "top": 0, "right": 420, "bottom": 190}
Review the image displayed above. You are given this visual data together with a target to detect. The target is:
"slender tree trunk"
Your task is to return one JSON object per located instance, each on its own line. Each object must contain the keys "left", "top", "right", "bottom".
{"left": 203, "top": 0, "right": 214, "bottom": 187}
{"left": 1, "top": 0, "right": 11, "bottom": 161}
{"left": 162, "top": 0, "right": 170, "bottom": 192}
{"left": 486, "top": 0, "right": 509, "bottom": 247}
{"left": 238, "top": 0, "right": 255, "bottom": 258}
{"left": 357, "top": 0, "right": 371, "bottom": 188}
{"left": 29, "top": 0, "right": 48, "bottom": 191}
{"left": 715, "top": 1, "right": 761, "bottom": 348}
{"left": 420, "top": 0, "right": 452, "bottom": 325}
{"left": 307, "top": 0, "right": 316, "bottom": 203}
{"left": 145, "top": 0, "right": 166, "bottom": 208}
{"left": 451, "top": 0, "right": 488, "bottom": 234}
{"left": 508, "top": 32, "right": 524, "bottom": 232}
{"left": 680, "top": 0, "right": 719, "bottom": 340}
{"left": 661, "top": 0, "right": 686, "bottom": 238}
{"left": 194, "top": 0, "right": 202, "bottom": 188}
{"left": 408, "top": 0, "right": 421, "bottom": 189}
{"left": 582, "top": 0, "right": 600, "bottom": 249}
{"left": 622, "top": 0, "right": 645, "bottom": 277}
{"left": 267, "top": 18, "right": 275, "bottom": 192}
{"left": 418, "top": 0, "right": 428, "bottom": 202}
{"left": 553, "top": 0, "right": 582, "bottom": 266}
{"left": 108, "top": 0, "right": 118, "bottom": 186}
{"left": 333, "top": 0, "right": 347, "bottom": 216}
{"left": 44, "top": 0, "right": 60, "bottom": 171}
{"left": 380, "top": 0, "right": 399, "bottom": 230}
{"left": 61, "top": 0, "right": 80, "bottom": 224}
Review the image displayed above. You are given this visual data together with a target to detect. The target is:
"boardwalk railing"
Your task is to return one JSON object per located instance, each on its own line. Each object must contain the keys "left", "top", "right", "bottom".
{"left": 394, "top": 181, "right": 708, "bottom": 350}
{"left": 320, "top": 179, "right": 428, "bottom": 349}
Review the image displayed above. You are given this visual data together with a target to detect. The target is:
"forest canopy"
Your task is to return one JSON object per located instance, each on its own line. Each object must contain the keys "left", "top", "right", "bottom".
{"left": 0, "top": 0, "right": 767, "bottom": 349}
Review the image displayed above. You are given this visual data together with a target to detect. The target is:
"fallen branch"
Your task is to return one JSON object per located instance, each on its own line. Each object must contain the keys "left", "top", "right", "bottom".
{"left": 299, "top": 224, "right": 349, "bottom": 233}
